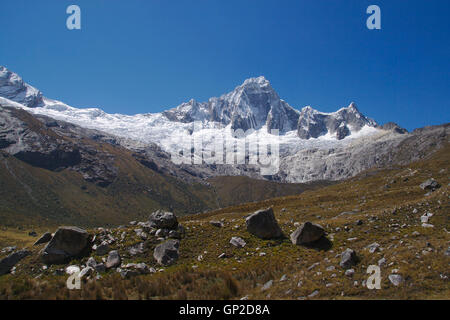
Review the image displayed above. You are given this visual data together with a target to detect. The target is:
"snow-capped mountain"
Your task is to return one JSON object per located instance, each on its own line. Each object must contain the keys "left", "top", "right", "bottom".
{"left": 0, "top": 66, "right": 44, "bottom": 108}
{"left": 1, "top": 65, "right": 419, "bottom": 183}
{"left": 0, "top": 66, "right": 377, "bottom": 142}
{"left": 297, "top": 103, "right": 377, "bottom": 140}
{"left": 163, "top": 76, "right": 300, "bottom": 133}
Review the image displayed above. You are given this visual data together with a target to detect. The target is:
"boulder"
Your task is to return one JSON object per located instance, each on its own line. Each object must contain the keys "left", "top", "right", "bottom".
{"left": 34, "top": 232, "right": 52, "bottom": 246}
{"left": 149, "top": 210, "right": 178, "bottom": 230}
{"left": 340, "top": 248, "right": 358, "bottom": 269}
{"left": 290, "top": 222, "right": 325, "bottom": 245}
{"left": 245, "top": 207, "right": 283, "bottom": 239}
{"left": 105, "top": 250, "right": 121, "bottom": 269}
{"left": 153, "top": 239, "right": 180, "bottom": 266}
{"left": 41, "top": 227, "right": 92, "bottom": 265}
{"left": 65, "top": 265, "right": 81, "bottom": 275}
{"left": 0, "top": 249, "right": 31, "bottom": 275}
{"left": 94, "top": 263, "right": 106, "bottom": 273}
{"left": 95, "top": 241, "right": 110, "bottom": 256}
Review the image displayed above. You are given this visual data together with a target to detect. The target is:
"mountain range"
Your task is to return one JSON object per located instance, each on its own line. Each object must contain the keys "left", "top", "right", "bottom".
{"left": 0, "top": 65, "right": 448, "bottom": 226}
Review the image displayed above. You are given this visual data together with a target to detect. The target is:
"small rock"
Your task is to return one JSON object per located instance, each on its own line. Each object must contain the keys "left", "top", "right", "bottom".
{"left": 367, "top": 242, "right": 380, "bottom": 253}
{"left": 210, "top": 221, "right": 224, "bottom": 228}
{"left": 345, "top": 269, "right": 355, "bottom": 277}
{"left": 230, "top": 237, "right": 246, "bottom": 248}
{"left": 261, "top": 280, "right": 273, "bottom": 291}
{"left": 96, "top": 241, "right": 110, "bottom": 256}
{"left": 388, "top": 274, "right": 404, "bottom": 286}
{"left": 105, "top": 250, "right": 121, "bottom": 269}
{"left": 340, "top": 249, "right": 358, "bottom": 269}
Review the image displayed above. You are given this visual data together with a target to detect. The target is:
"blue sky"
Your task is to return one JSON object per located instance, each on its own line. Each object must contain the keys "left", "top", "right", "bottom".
{"left": 1, "top": 0, "right": 449, "bottom": 131}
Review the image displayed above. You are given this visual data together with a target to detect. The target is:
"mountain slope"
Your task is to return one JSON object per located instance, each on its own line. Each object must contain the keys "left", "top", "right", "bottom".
{"left": 1, "top": 140, "right": 448, "bottom": 300}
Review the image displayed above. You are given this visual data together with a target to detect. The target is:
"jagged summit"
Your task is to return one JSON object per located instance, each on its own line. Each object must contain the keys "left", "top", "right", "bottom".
{"left": 0, "top": 66, "right": 44, "bottom": 108}
{"left": 297, "top": 102, "right": 377, "bottom": 140}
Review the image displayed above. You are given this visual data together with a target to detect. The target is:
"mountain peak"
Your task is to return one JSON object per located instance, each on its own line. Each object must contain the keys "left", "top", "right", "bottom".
{"left": 0, "top": 66, "right": 44, "bottom": 108}
{"left": 242, "top": 76, "right": 270, "bottom": 87}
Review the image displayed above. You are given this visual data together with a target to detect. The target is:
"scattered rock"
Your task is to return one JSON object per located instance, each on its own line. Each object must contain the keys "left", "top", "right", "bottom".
{"left": 105, "top": 250, "right": 121, "bottom": 269}
{"left": 340, "top": 248, "right": 358, "bottom": 269}
{"left": 261, "top": 280, "right": 273, "bottom": 291}
{"left": 345, "top": 269, "right": 355, "bottom": 277}
{"left": 41, "top": 226, "right": 92, "bottom": 265}
{"left": 308, "top": 290, "right": 319, "bottom": 298}
{"left": 388, "top": 274, "right": 404, "bottom": 286}
{"left": 366, "top": 242, "right": 380, "bottom": 253}
{"left": 420, "top": 179, "right": 441, "bottom": 192}
{"left": 210, "top": 220, "right": 224, "bottom": 228}
{"left": 0, "top": 249, "right": 31, "bottom": 275}
{"left": 95, "top": 241, "right": 110, "bottom": 256}
{"left": 153, "top": 239, "right": 180, "bottom": 266}
{"left": 290, "top": 222, "right": 325, "bottom": 245}
{"left": 28, "top": 231, "right": 37, "bottom": 237}
{"left": 230, "top": 237, "right": 246, "bottom": 248}
{"left": 86, "top": 257, "right": 97, "bottom": 268}
{"left": 245, "top": 207, "right": 283, "bottom": 239}
{"left": 378, "top": 257, "right": 386, "bottom": 266}
{"left": 128, "top": 242, "right": 146, "bottom": 256}
{"left": 94, "top": 263, "right": 106, "bottom": 273}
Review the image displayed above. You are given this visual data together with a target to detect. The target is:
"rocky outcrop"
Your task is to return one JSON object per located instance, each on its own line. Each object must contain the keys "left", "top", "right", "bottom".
{"left": 245, "top": 207, "right": 283, "bottom": 239}
{"left": 41, "top": 227, "right": 92, "bottom": 265}
{"left": 0, "top": 104, "right": 118, "bottom": 187}
{"left": 297, "top": 103, "right": 376, "bottom": 140}
{"left": 0, "top": 66, "right": 44, "bottom": 108}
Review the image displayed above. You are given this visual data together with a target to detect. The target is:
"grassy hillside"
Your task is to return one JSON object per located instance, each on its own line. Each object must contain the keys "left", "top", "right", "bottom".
{"left": 0, "top": 143, "right": 448, "bottom": 300}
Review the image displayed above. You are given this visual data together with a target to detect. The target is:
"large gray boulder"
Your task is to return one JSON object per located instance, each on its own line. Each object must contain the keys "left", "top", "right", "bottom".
{"left": 153, "top": 239, "right": 180, "bottom": 266}
{"left": 41, "top": 226, "right": 92, "bottom": 265}
{"left": 245, "top": 207, "right": 283, "bottom": 239}
{"left": 149, "top": 210, "right": 178, "bottom": 230}
{"left": 290, "top": 222, "right": 325, "bottom": 245}
{"left": 0, "top": 249, "right": 31, "bottom": 275}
